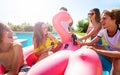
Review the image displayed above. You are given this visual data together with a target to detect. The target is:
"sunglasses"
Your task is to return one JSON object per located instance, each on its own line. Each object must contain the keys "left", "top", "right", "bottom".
{"left": 88, "top": 13, "right": 94, "bottom": 16}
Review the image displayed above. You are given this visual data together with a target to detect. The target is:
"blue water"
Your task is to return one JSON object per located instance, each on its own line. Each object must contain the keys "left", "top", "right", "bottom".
{"left": 14, "top": 32, "right": 33, "bottom": 47}
{"left": 14, "top": 32, "right": 59, "bottom": 47}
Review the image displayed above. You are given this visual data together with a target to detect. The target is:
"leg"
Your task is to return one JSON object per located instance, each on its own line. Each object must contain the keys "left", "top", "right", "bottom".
{"left": 111, "top": 58, "right": 120, "bottom": 75}
{"left": 37, "top": 51, "right": 54, "bottom": 62}
{"left": 37, "top": 52, "right": 49, "bottom": 62}
{"left": 90, "top": 45, "right": 113, "bottom": 61}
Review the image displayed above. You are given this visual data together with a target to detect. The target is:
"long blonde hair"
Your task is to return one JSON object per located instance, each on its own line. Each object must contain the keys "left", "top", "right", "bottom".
{"left": 33, "top": 22, "right": 46, "bottom": 47}
{"left": 91, "top": 8, "right": 101, "bottom": 23}
{"left": 0, "top": 23, "right": 8, "bottom": 43}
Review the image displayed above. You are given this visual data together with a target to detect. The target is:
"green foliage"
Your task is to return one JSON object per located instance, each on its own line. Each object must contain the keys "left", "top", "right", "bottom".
{"left": 75, "top": 32, "right": 86, "bottom": 36}
{"left": 8, "top": 22, "right": 53, "bottom": 32}
{"left": 8, "top": 22, "right": 33, "bottom": 32}
{"left": 102, "top": 37, "right": 108, "bottom": 46}
{"left": 76, "top": 32, "right": 108, "bottom": 46}
{"left": 76, "top": 18, "right": 89, "bottom": 33}
{"left": 47, "top": 23, "right": 53, "bottom": 32}
{"left": 7, "top": 18, "right": 89, "bottom": 33}
{"left": 24, "top": 26, "right": 33, "bottom": 31}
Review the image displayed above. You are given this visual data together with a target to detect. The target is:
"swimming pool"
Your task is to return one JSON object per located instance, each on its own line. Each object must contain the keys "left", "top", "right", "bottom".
{"left": 14, "top": 32, "right": 59, "bottom": 47}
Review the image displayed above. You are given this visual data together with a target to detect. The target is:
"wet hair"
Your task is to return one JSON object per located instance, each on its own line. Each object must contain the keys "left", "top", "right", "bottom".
{"left": 60, "top": 7, "right": 68, "bottom": 11}
{"left": 33, "top": 22, "right": 45, "bottom": 47}
{"left": 0, "top": 23, "right": 8, "bottom": 43}
{"left": 102, "top": 8, "right": 120, "bottom": 26}
{"left": 91, "top": 8, "right": 100, "bottom": 22}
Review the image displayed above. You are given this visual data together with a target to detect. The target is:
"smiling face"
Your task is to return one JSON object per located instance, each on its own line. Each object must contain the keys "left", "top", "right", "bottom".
{"left": 0, "top": 24, "right": 14, "bottom": 44}
{"left": 101, "top": 13, "right": 116, "bottom": 29}
{"left": 88, "top": 8, "right": 100, "bottom": 23}
{"left": 42, "top": 23, "right": 48, "bottom": 35}
{"left": 88, "top": 10, "right": 95, "bottom": 21}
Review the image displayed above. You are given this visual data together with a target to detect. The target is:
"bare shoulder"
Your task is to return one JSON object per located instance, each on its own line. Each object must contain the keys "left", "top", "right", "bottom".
{"left": 13, "top": 42, "right": 23, "bottom": 52}
{"left": 13, "top": 42, "right": 22, "bottom": 47}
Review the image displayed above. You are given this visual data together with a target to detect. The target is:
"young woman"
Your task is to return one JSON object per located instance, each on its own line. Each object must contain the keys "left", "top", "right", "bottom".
{"left": 32, "top": 22, "right": 62, "bottom": 62}
{"left": 0, "top": 22, "right": 24, "bottom": 75}
{"left": 79, "top": 8, "right": 120, "bottom": 75}
{"left": 78, "top": 8, "right": 102, "bottom": 45}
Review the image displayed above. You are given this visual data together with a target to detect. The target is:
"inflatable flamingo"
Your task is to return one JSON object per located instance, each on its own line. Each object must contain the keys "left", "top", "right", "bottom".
{"left": 52, "top": 11, "right": 80, "bottom": 51}
{"left": 27, "top": 50, "right": 73, "bottom": 75}
{"left": 64, "top": 46, "right": 102, "bottom": 75}
{"left": 52, "top": 11, "right": 71, "bottom": 43}
{"left": 25, "top": 10, "right": 102, "bottom": 75}
{"left": 26, "top": 46, "right": 102, "bottom": 75}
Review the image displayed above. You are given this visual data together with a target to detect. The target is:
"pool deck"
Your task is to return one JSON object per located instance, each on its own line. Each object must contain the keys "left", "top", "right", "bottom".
{"left": 14, "top": 39, "right": 28, "bottom": 43}
{"left": 13, "top": 36, "right": 18, "bottom": 40}
{"left": 14, "top": 36, "right": 28, "bottom": 43}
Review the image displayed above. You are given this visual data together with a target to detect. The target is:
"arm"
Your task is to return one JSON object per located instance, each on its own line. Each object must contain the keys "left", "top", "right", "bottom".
{"left": 87, "top": 41, "right": 120, "bottom": 58}
{"left": 68, "top": 13, "right": 73, "bottom": 27}
{"left": 69, "top": 25, "right": 73, "bottom": 35}
{"left": 52, "top": 41, "right": 62, "bottom": 52}
{"left": 6, "top": 43, "right": 24, "bottom": 75}
{"left": 32, "top": 38, "right": 41, "bottom": 56}
{"left": 48, "top": 33, "right": 63, "bottom": 52}
{"left": 69, "top": 15, "right": 73, "bottom": 34}
{"left": 34, "top": 47, "right": 53, "bottom": 56}
{"left": 96, "top": 50, "right": 120, "bottom": 58}
{"left": 78, "top": 25, "right": 100, "bottom": 41}
{"left": 78, "top": 36, "right": 101, "bottom": 46}
{"left": 32, "top": 38, "right": 37, "bottom": 49}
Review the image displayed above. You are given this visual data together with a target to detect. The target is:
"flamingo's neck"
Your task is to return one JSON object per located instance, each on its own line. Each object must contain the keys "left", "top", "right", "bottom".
{"left": 61, "top": 21, "right": 69, "bottom": 32}
{"left": 60, "top": 21, "right": 71, "bottom": 43}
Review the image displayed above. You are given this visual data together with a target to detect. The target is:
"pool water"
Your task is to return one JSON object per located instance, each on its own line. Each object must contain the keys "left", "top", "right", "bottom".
{"left": 14, "top": 32, "right": 33, "bottom": 47}
{"left": 14, "top": 32, "right": 59, "bottom": 47}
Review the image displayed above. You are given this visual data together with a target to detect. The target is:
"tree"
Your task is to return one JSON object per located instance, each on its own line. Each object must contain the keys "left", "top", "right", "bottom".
{"left": 24, "top": 26, "right": 33, "bottom": 31}
{"left": 76, "top": 18, "right": 89, "bottom": 33}
{"left": 47, "top": 23, "right": 53, "bottom": 32}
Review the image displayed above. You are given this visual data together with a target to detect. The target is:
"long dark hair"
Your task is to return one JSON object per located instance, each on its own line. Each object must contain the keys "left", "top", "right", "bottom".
{"left": 92, "top": 8, "right": 100, "bottom": 22}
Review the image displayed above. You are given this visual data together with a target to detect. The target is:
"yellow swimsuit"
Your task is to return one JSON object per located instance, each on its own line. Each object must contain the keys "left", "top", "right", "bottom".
{"left": 34, "top": 38, "right": 59, "bottom": 53}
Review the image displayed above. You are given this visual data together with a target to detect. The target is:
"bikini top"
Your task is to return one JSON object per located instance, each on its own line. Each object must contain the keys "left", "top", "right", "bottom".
{"left": 34, "top": 38, "right": 59, "bottom": 53}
